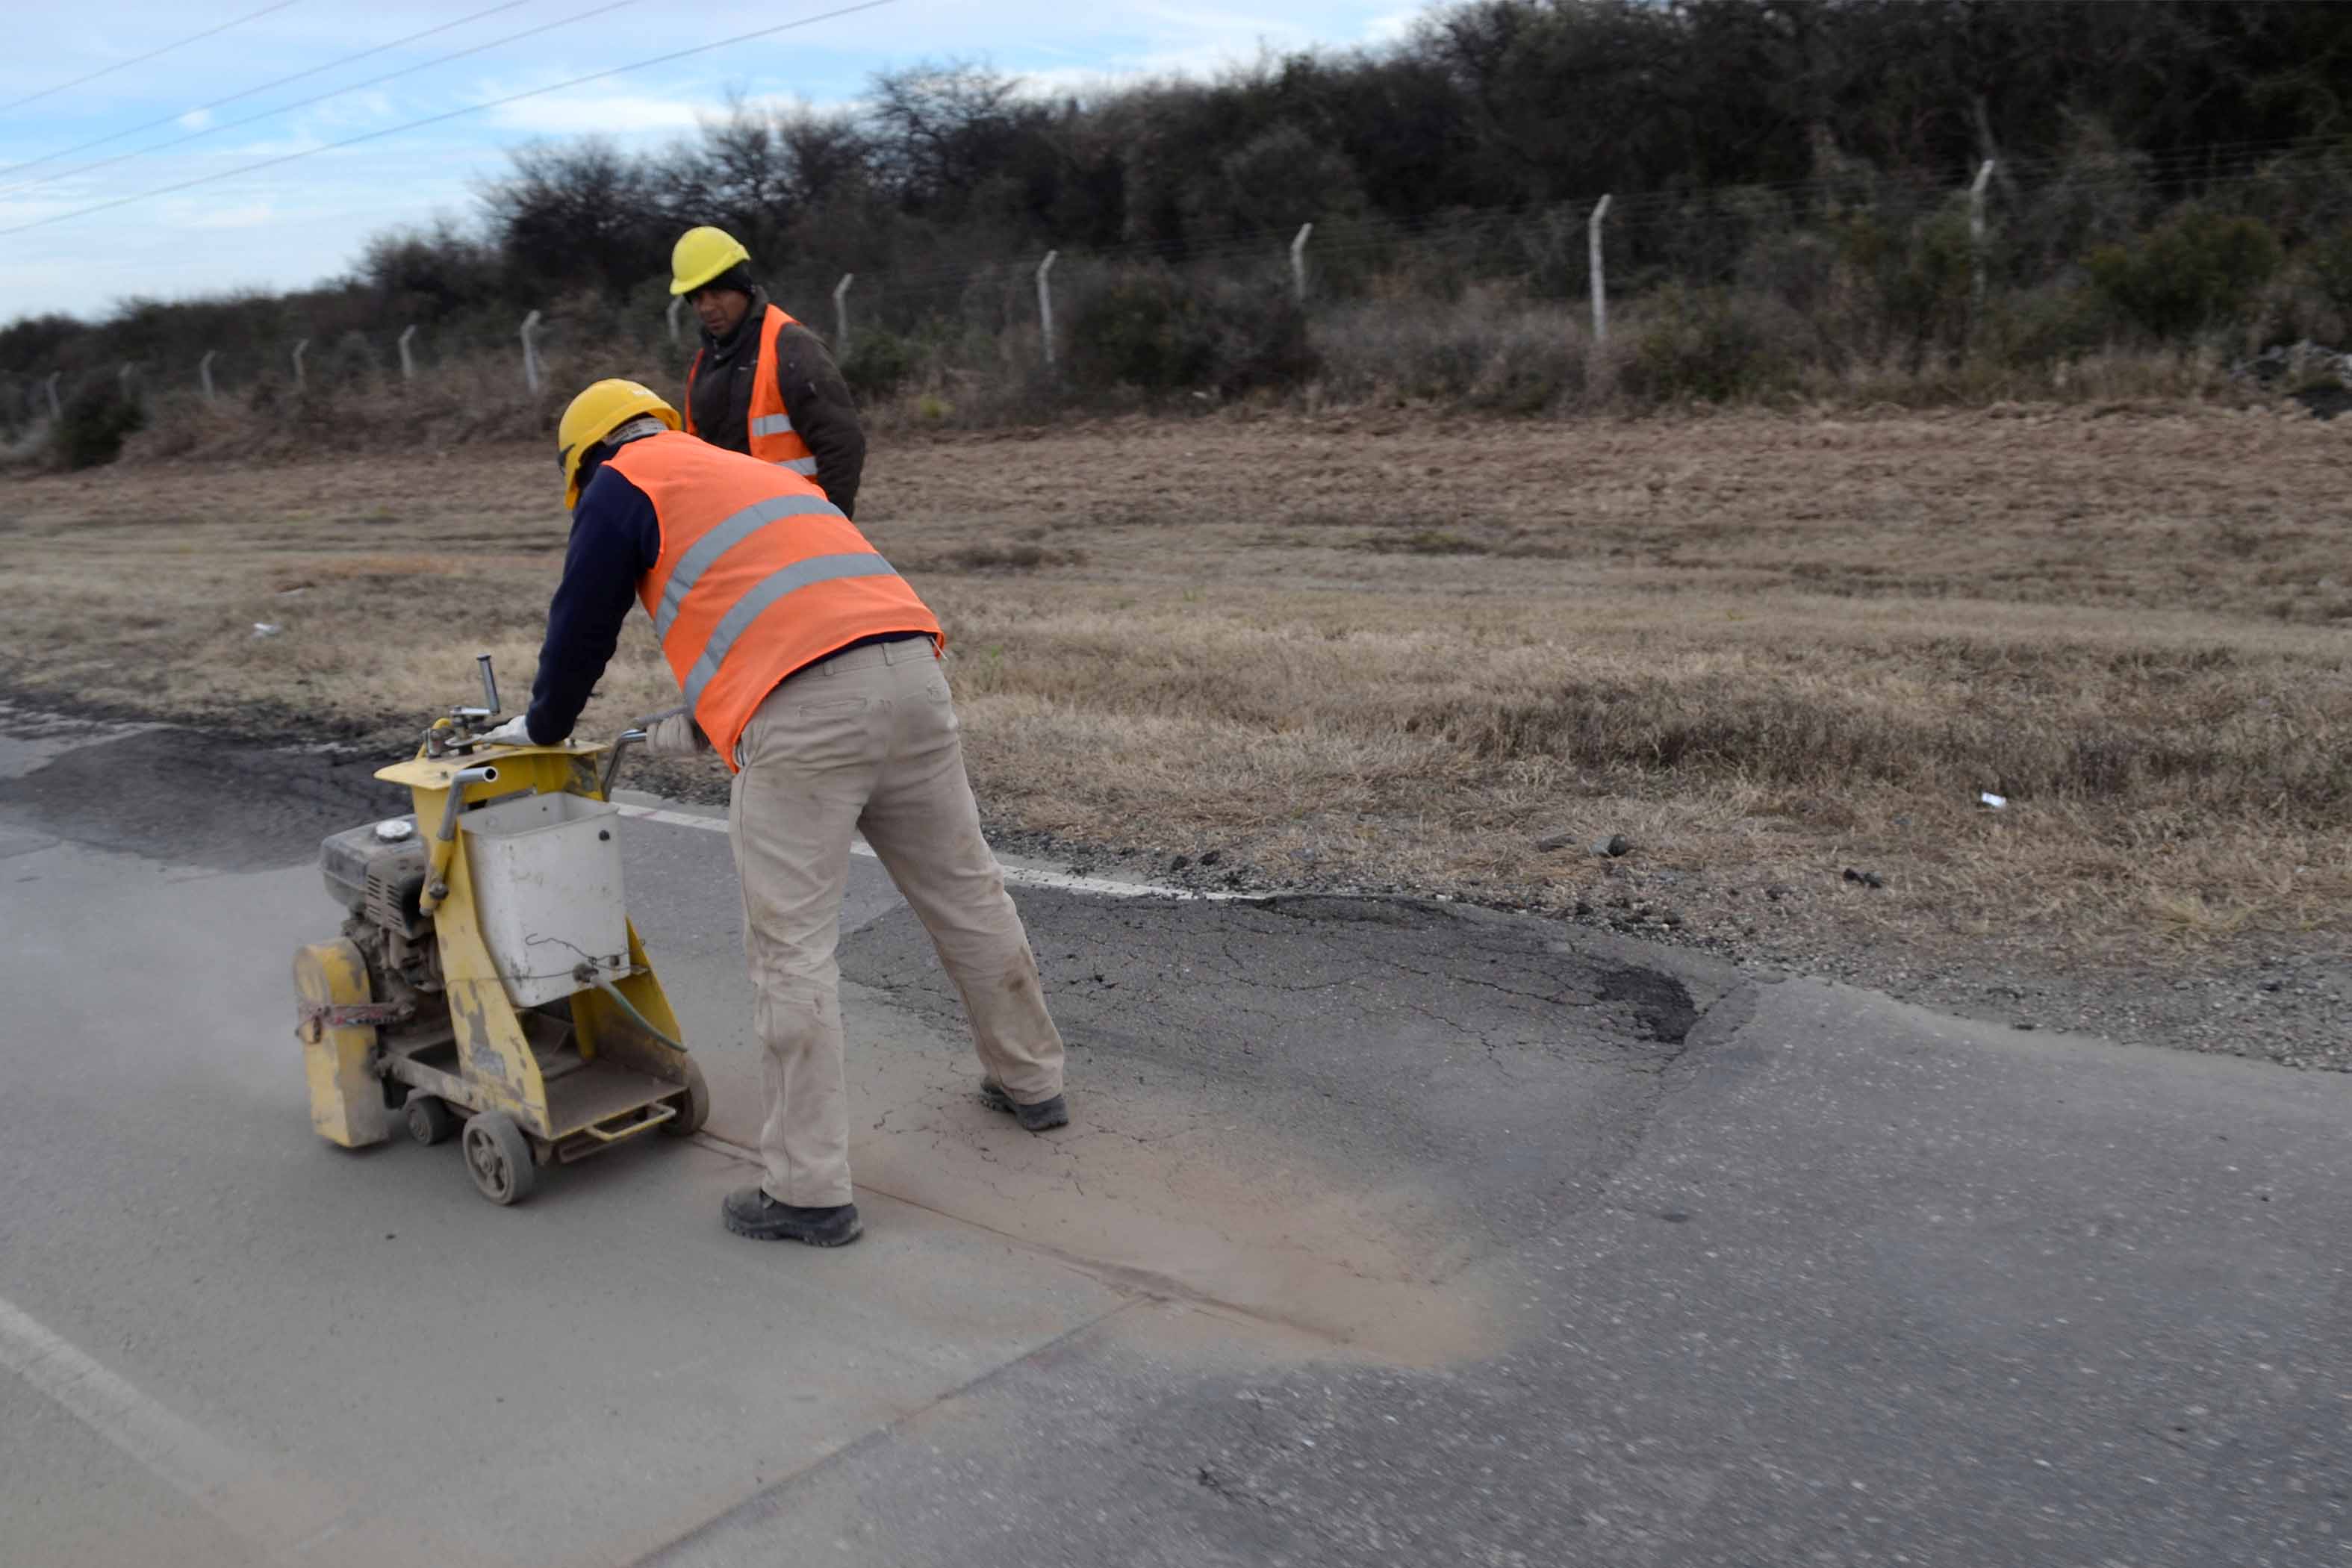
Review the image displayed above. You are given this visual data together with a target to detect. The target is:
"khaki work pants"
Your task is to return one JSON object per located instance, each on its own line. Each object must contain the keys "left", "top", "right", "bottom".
{"left": 727, "top": 637, "right": 1065, "bottom": 1208}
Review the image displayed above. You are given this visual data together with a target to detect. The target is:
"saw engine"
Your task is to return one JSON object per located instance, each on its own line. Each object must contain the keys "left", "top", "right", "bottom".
{"left": 319, "top": 815, "right": 442, "bottom": 1025}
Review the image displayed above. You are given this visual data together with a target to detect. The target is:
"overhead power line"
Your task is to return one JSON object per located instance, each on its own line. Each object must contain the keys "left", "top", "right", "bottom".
{"left": 0, "top": 0, "right": 897, "bottom": 237}
{"left": 0, "top": 0, "right": 633, "bottom": 202}
{"left": 0, "top": 1, "right": 531, "bottom": 186}
{"left": 0, "top": 2, "right": 302, "bottom": 116}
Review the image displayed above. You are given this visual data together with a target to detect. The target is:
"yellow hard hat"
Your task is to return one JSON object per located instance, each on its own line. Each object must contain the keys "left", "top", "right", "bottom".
{"left": 557, "top": 379, "right": 679, "bottom": 507}
{"left": 670, "top": 225, "right": 751, "bottom": 296}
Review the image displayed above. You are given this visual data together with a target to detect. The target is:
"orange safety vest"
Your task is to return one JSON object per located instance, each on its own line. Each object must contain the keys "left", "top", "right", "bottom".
{"left": 609, "top": 429, "right": 940, "bottom": 769}
{"left": 682, "top": 303, "right": 821, "bottom": 479}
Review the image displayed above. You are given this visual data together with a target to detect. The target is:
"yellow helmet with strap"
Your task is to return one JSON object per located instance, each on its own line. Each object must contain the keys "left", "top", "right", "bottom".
{"left": 671, "top": 225, "right": 751, "bottom": 296}
{"left": 556, "top": 379, "right": 679, "bottom": 507}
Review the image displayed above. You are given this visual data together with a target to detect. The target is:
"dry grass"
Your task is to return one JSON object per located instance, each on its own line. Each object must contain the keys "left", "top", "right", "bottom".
{"left": 1, "top": 405, "right": 2345, "bottom": 986}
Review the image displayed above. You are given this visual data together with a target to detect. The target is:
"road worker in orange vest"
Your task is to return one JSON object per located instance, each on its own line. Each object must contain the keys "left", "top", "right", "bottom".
{"left": 671, "top": 225, "right": 866, "bottom": 517}
{"left": 478, "top": 379, "right": 1068, "bottom": 1247}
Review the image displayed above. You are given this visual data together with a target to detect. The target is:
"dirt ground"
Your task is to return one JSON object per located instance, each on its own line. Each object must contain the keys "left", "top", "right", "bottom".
{"left": 3, "top": 404, "right": 2347, "bottom": 1066}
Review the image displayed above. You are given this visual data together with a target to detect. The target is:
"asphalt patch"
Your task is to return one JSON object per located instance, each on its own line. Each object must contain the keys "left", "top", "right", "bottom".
{"left": 0, "top": 727, "right": 408, "bottom": 871}
{"left": 842, "top": 889, "right": 1746, "bottom": 1254}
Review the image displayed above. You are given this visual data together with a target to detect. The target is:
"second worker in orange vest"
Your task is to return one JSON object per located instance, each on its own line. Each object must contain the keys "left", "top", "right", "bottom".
{"left": 488, "top": 379, "right": 1068, "bottom": 1248}
{"left": 671, "top": 225, "right": 866, "bottom": 517}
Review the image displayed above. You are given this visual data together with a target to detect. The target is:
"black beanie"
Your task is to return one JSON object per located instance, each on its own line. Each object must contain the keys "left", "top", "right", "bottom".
{"left": 706, "top": 262, "right": 759, "bottom": 298}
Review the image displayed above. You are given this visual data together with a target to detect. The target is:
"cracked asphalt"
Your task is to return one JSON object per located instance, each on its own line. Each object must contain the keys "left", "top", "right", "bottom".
{"left": 2, "top": 716, "right": 2347, "bottom": 1567}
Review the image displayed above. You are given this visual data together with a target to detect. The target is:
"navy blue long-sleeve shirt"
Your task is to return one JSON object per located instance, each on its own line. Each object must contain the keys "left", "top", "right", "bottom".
{"left": 524, "top": 464, "right": 663, "bottom": 744}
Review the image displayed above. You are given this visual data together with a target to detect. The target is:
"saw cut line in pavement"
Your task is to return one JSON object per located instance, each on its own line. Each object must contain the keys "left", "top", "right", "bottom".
{"left": 612, "top": 798, "right": 1245, "bottom": 903}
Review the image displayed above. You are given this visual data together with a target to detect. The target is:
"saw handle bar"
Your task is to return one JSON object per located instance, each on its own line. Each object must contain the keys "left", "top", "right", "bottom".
{"left": 418, "top": 764, "right": 500, "bottom": 916}
{"left": 600, "top": 732, "right": 646, "bottom": 801}
{"left": 599, "top": 705, "right": 687, "bottom": 800}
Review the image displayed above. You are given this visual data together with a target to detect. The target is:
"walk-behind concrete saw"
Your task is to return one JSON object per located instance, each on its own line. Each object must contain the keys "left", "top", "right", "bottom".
{"left": 292, "top": 655, "right": 707, "bottom": 1205}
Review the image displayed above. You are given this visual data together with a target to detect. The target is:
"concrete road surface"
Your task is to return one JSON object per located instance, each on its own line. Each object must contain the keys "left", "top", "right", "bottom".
{"left": 1, "top": 712, "right": 2345, "bottom": 1567}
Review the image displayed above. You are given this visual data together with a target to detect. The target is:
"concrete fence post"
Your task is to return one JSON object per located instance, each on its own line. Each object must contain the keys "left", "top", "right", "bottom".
{"left": 119, "top": 363, "right": 137, "bottom": 402}
{"left": 520, "top": 310, "right": 544, "bottom": 393}
{"left": 398, "top": 325, "right": 418, "bottom": 383}
{"left": 666, "top": 296, "right": 683, "bottom": 346}
{"left": 1290, "top": 223, "right": 1313, "bottom": 305}
{"left": 1968, "top": 158, "right": 1996, "bottom": 317}
{"left": 199, "top": 350, "right": 218, "bottom": 405}
{"left": 43, "top": 370, "right": 60, "bottom": 420}
{"left": 833, "top": 273, "right": 854, "bottom": 354}
{"left": 1036, "top": 251, "right": 1059, "bottom": 368}
{"left": 1588, "top": 194, "right": 1613, "bottom": 347}
{"left": 292, "top": 338, "right": 309, "bottom": 388}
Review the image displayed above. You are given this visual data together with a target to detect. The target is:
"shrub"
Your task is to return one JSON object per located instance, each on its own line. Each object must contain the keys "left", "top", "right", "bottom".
{"left": 1189, "top": 270, "right": 1317, "bottom": 394}
{"left": 2086, "top": 206, "right": 2282, "bottom": 340}
{"left": 2305, "top": 220, "right": 2352, "bottom": 333}
{"left": 1065, "top": 265, "right": 1314, "bottom": 396}
{"left": 1855, "top": 211, "right": 1976, "bottom": 368}
{"left": 54, "top": 382, "right": 146, "bottom": 470}
{"left": 1067, "top": 270, "right": 1207, "bottom": 392}
{"left": 1310, "top": 288, "right": 1587, "bottom": 411}
{"left": 1619, "top": 286, "right": 1797, "bottom": 403}
{"left": 1979, "top": 284, "right": 2113, "bottom": 370}
{"left": 841, "top": 327, "right": 920, "bottom": 400}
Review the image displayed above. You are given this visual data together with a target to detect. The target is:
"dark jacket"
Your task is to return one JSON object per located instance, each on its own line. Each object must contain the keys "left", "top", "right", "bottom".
{"left": 523, "top": 463, "right": 662, "bottom": 744}
{"left": 688, "top": 290, "right": 867, "bottom": 517}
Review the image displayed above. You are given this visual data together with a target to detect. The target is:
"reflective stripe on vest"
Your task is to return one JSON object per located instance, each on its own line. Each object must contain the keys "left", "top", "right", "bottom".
{"left": 681, "top": 554, "right": 901, "bottom": 712}
{"left": 651, "top": 493, "right": 841, "bottom": 639}
{"left": 745, "top": 305, "right": 819, "bottom": 473}
{"left": 610, "top": 429, "right": 940, "bottom": 771}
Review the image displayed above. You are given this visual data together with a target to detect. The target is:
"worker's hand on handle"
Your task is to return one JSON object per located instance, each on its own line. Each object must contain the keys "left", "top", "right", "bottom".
{"left": 644, "top": 712, "right": 710, "bottom": 759}
{"left": 477, "top": 715, "right": 538, "bottom": 747}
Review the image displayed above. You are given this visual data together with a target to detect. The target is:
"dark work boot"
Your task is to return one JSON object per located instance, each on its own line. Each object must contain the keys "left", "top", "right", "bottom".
{"left": 980, "top": 1080, "right": 1071, "bottom": 1132}
{"left": 721, "top": 1187, "right": 862, "bottom": 1246}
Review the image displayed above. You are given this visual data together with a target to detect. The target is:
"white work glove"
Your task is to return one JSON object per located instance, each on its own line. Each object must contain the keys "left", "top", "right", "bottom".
{"left": 477, "top": 715, "right": 538, "bottom": 747}
{"left": 644, "top": 712, "right": 710, "bottom": 759}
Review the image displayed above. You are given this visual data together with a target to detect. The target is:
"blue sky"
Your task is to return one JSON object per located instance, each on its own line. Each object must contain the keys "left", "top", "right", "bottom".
{"left": 0, "top": 1, "right": 1425, "bottom": 322}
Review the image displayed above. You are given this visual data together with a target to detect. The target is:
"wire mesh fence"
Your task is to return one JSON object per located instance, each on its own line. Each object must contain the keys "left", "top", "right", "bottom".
{"left": 8, "top": 134, "right": 2352, "bottom": 442}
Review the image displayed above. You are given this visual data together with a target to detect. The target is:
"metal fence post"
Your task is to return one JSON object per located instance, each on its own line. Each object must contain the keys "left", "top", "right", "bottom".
{"left": 520, "top": 310, "right": 543, "bottom": 393}
{"left": 398, "top": 325, "right": 418, "bottom": 382}
{"left": 1588, "top": 194, "right": 1613, "bottom": 347}
{"left": 1036, "top": 252, "right": 1059, "bottom": 368}
{"left": 292, "top": 339, "right": 309, "bottom": 387}
{"left": 199, "top": 350, "right": 217, "bottom": 405}
{"left": 666, "top": 296, "right": 683, "bottom": 346}
{"left": 43, "top": 370, "right": 60, "bottom": 420}
{"left": 833, "top": 273, "right": 854, "bottom": 354}
{"left": 1290, "top": 223, "right": 1313, "bottom": 305}
{"left": 1969, "top": 158, "right": 1996, "bottom": 317}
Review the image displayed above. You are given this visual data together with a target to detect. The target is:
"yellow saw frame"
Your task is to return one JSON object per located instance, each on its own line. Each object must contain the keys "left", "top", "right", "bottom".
{"left": 296, "top": 736, "right": 707, "bottom": 1205}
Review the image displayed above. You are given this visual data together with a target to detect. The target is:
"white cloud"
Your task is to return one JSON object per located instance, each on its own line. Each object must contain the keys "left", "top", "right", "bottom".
{"left": 1130, "top": 1, "right": 1314, "bottom": 40}
{"left": 483, "top": 90, "right": 711, "bottom": 137}
{"left": 157, "top": 198, "right": 277, "bottom": 231}
{"left": 177, "top": 108, "right": 214, "bottom": 131}
{"left": 210, "top": 133, "right": 331, "bottom": 160}
{"left": 303, "top": 91, "right": 401, "bottom": 131}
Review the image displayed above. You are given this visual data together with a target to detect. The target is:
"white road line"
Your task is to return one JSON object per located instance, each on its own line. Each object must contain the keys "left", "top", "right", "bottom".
{"left": 612, "top": 802, "right": 1243, "bottom": 902}
{"left": 0, "top": 1295, "right": 347, "bottom": 1561}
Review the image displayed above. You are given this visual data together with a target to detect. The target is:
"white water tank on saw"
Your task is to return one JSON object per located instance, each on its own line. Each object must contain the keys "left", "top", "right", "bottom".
{"left": 460, "top": 792, "right": 630, "bottom": 1007}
